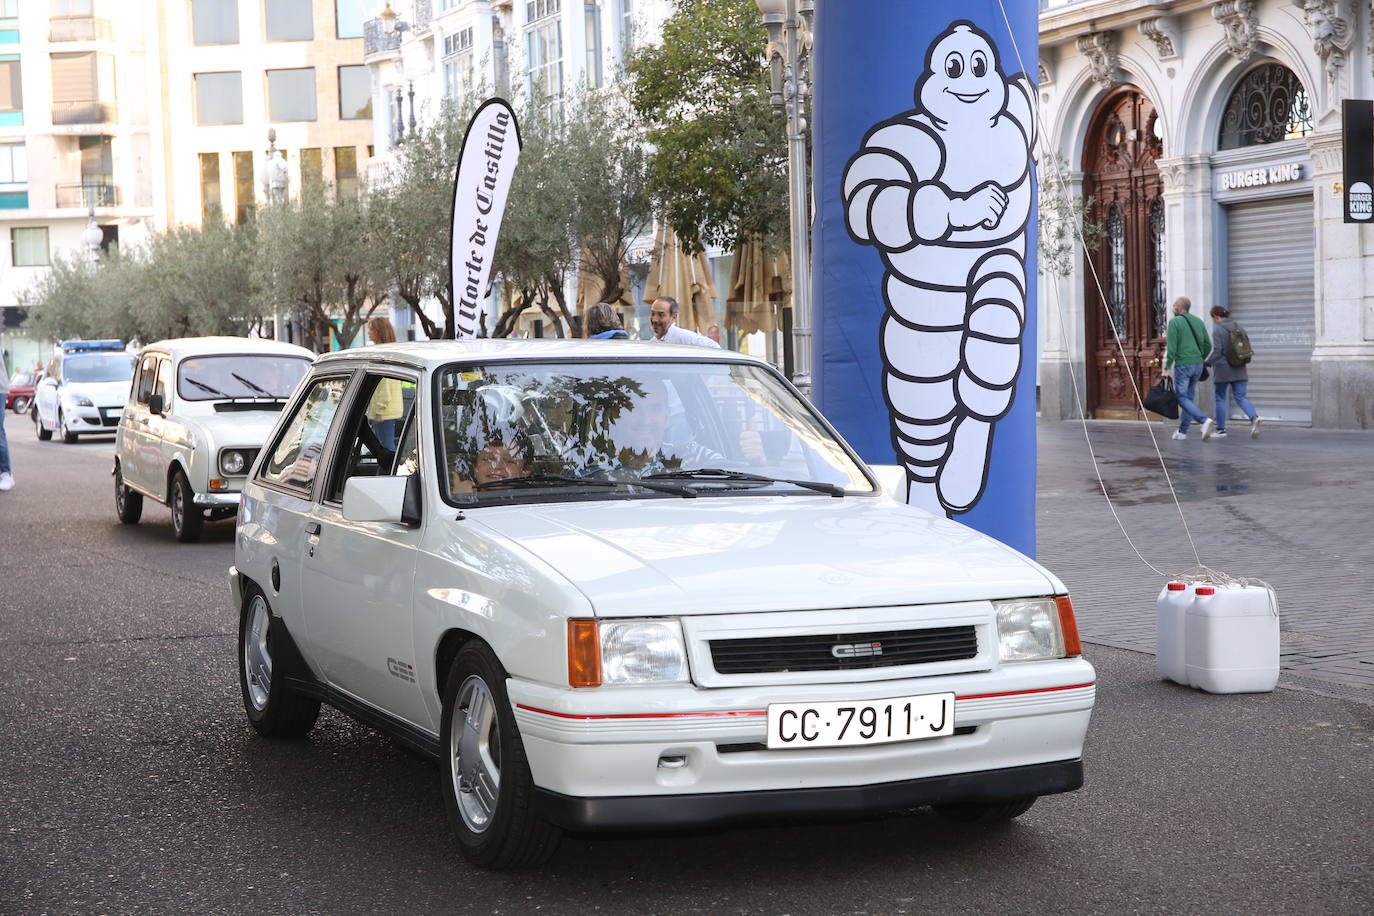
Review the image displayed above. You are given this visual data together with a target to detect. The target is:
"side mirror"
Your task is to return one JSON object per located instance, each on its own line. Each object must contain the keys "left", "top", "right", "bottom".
{"left": 148, "top": 393, "right": 164, "bottom": 415}
{"left": 342, "top": 474, "right": 422, "bottom": 527}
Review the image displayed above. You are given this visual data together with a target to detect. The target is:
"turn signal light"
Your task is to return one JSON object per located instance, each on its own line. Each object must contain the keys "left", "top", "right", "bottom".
{"left": 1055, "top": 595, "right": 1082, "bottom": 658}
{"left": 568, "top": 619, "right": 601, "bottom": 687}
{"left": 210, "top": 479, "right": 227, "bottom": 490}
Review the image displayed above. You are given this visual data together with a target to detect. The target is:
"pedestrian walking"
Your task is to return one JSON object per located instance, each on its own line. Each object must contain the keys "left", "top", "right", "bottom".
{"left": 649, "top": 296, "right": 721, "bottom": 348}
{"left": 1206, "top": 305, "right": 1262, "bottom": 439}
{"left": 0, "top": 369, "right": 12, "bottom": 491}
{"left": 1162, "top": 296, "right": 1216, "bottom": 441}
{"left": 585, "top": 302, "right": 629, "bottom": 340}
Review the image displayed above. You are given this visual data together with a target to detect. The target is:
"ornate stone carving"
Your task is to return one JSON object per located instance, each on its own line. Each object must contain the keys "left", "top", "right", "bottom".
{"left": 1040, "top": 59, "right": 1054, "bottom": 87}
{"left": 1076, "top": 32, "right": 1118, "bottom": 89}
{"left": 1212, "top": 0, "right": 1259, "bottom": 61}
{"left": 1139, "top": 17, "right": 1180, "bottom": 61}
{"left": 1292, "top": 1, "right": 1353, "bottom": 92}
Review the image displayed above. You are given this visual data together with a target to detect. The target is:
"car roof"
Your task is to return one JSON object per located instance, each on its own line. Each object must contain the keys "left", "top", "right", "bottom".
{"left": 139, "top": 336, "right": 316, "bottom": 360}
{"left": 312, "top": 338, "right": 767, "bottom": 370}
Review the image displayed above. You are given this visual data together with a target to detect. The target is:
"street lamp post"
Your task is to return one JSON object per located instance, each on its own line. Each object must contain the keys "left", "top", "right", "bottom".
{"left": 756, "top": 0, "right": 814, "bottom": 397}
{"left": 82, "top": 204, "right": 103, "bottom": 264}
{"left": 380, "top": 3, "right": 412, "bottom": 145}
{"left": 262, "top": 128, "right": 290, "bottom": 339}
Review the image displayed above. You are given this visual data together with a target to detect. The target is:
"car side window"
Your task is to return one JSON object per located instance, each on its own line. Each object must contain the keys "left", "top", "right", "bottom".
{"left": 323, "top": 373, "right": 418, "bottom": 504}
{"left": 152, "top": 359, "right": 172, "bottom": 406}
{"left": 135, "top": 355, "right": 157, "bottom": 404}
{"left": 259, "top": 376, "right": 350, "bottom": 496}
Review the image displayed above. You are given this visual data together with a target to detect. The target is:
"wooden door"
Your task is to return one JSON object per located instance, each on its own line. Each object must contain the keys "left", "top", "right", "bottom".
{"left": 1083, "top": 88, "right": 1167, "bottom": 417}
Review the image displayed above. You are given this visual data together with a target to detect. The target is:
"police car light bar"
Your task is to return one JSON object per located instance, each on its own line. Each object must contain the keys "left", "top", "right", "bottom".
{"left": 58, "top": 339, "right": 124, "bottom": 353}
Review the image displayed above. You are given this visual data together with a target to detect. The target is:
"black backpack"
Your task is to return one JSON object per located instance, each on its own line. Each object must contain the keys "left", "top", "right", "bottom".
{"left": 1224, "top": 320, "right": 1253, "bottom": 367}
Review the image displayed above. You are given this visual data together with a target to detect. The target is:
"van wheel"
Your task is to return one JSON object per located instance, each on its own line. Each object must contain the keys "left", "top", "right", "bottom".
{"left": 441, "top": 642, "right": 561, "bottom": 869}
{"left": 60, "top": 410, "right": 78, "bottom": 443}
{"left": 114, "top": 464, "right": 143, "bottom": 524}
{"left": 933, "top": 797, "right": 1037, "bottom": 824}
{"left": 238, "top": 587, "right": 320, "bottom": 738}
{"left": 170, "top": 470, "right": 204, "bottom": 542}
{"left": 34, "top": 407, "right": 51, "bottom": 441}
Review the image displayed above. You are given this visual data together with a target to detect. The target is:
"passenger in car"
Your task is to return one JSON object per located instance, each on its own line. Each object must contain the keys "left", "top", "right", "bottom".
{"left": 450, "top": 429, "right": 533, "bottom": 493}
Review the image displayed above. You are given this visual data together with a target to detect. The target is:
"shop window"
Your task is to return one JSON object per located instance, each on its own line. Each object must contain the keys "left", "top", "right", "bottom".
{"left": 200, "top": 152, "right": 221, "bottom": 223}
{"left": 194, "top": 71, "right": 242, "bottom": 125}
{"left": 1106, "top": 205, "right": 1125, "bottom": 338}
{"left": 1149, "top": 198, "right": 1167, "bottom": 338}
{"left": 233, "top": 150, "right": 254, "bottom": 223}
{"left": 192, "top": 0, "right": 239, "bottom": 45}
{"left": 1218, "top": 63, "right": 1313, "bottom": 150}
{"left": 267, "top": 67, "right": 317, "bottom": 122}
{"left": 11, "top": 226, "right": 48, "bottom": 266}
{"left": 265, "top": 0, "right": 314, "bottom": 42}
{"left": 338, "top": 65, "right": 371, "bottom": 120}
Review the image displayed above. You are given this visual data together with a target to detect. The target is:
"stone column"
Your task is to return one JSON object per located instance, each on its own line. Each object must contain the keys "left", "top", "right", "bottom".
{"left": 1156, "top": 153, "right": 1215, "bottom": 325}
{"left": 1308, "top": 129, "right": 1374, "bottom": 428}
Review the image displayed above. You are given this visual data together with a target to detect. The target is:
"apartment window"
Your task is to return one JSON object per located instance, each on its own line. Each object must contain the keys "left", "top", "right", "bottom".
{"left": 194, "top": 71, "right": 242, "bottom": 125}
{"left": 52, "top": 0, "right": 93, "bottom": 15}
{"left": 618, "top": 0, "right": 633, "bottom": 56}
{"left": 526, "top": 0, "right": 561, "bottom": 21}
{"left": 443, "top": 28, "right": 474, "bottom": 100}
{"left": 11, "top": 226, "right": 49, "bottom": 266}
{"left": 266, "top": 0, "right": 313, "bottom": 42}
{"left": 79, "top": 135, "right": 112, "bottom": 205}
{"left": 443, "top": 28, "right": 473, "bottom": 56}
{"left": 0, "top": 56, "right": 20, "bottom": 124}
{"left": 192, "top": 0, "right": 239, "bottom": 45}
{"left": 51, "top": 51, "right": 116, "bottom": 124}
{"left": 585, "top": 3, "right": 602, "bottom": 88}
{"left": 300, "top": 147, "right": 322, "bottom": 197}
{"left": 233, "top": 150, "right": 254, "bottom": 223}
{"left": 334, "top": 146, "right": 357, "bottom": 199}
{"left": 267, "top": 67, "right": 316, "bottom": 122}
{"left": 0, "top": 142, "right": 26, "bottom": 208}
{"left": 335, "top": 0, "right": 366, "bottom": 39}
{"left": 0, "top": 2, "right": 16, "bottom": 20}
{"left": 199, "top": 152, "right": 221, "bottom": 223}
{"left": 338, "top": 65, "right": 371, "bottom": 120}
{"left": 526, "top": 17, "right": 562, "bottom": 107}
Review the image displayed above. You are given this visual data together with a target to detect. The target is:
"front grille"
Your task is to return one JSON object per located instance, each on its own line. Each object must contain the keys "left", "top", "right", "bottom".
{"left": 99, "top": 408, "right": 121, "bottom": 427}
{"left": 710, "top": 626, "right": 978, "bottom": 674}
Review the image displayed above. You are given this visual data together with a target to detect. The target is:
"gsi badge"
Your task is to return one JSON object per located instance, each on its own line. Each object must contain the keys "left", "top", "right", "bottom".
{"left": 832, "top": 642, "right": 883, "bottom": 659}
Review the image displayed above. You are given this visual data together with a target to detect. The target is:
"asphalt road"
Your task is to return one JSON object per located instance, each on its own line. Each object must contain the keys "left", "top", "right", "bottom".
{"left": 1, "top": 412, "right": 1371, "bottom": 915}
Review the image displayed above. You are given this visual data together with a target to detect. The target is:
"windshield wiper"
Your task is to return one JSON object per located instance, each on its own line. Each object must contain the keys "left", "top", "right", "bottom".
{"left": 230, "top": 372, "right": 280, "bottom": 399}
{"left": 183, "top": 376, "right": 234, "bottom": 399}
{"left": 473, "top": 473, "right": 698, "bottom": 498}
{"left": 643, "top": 467, "right": 846, "bottom": 497}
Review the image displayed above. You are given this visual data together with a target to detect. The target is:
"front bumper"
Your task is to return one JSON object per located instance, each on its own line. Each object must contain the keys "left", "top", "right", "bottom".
{"left": 194, "top": 491, "right": 241, "bottom": 508}
{"left": 536, "top": 758, "right": 1083, "bottom": 831}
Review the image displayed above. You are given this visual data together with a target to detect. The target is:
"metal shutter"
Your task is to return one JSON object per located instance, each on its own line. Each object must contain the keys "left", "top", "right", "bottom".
{"left": 1224, "top": 196, "right": 1314, "bottom": 423}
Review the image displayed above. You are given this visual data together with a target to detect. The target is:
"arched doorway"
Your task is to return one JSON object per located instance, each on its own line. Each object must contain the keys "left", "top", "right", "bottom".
{"left": 1082, "top": 88, "right": 1167, "bottom": 417}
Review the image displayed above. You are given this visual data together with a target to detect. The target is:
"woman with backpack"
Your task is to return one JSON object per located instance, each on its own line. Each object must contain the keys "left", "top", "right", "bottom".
{"left": 1206, "top": 305, "right": 1262, "bottom": 439}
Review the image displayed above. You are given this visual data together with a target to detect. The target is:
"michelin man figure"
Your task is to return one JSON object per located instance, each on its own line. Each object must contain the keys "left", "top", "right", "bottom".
{"left": 843, "top": 20, "right": 1036, "bottom": 516}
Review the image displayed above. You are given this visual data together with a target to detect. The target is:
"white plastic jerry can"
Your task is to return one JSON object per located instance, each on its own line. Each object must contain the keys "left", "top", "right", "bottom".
{"left": 1155, "top": 581, "right": 1191, "bottom": 685}
{"left": 1183, "top": 584, "right": 1280, "bottom": 694}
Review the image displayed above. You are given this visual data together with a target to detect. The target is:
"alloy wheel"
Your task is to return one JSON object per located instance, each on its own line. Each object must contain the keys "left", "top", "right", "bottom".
{"left": 450, "top": 675, "right": 502, "bottom": 833}
{"left": 242, "top": 594, "right": 272, "bottom": 711}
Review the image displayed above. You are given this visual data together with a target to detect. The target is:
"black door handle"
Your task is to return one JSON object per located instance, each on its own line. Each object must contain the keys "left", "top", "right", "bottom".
{"left": 305, "top": 522, "right": 321, "bottom": 536}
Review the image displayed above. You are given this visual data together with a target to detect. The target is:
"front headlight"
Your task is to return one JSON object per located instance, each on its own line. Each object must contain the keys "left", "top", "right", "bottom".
{"left": 994, "top": 598, "right": 1067, "bottom": 663}
{"left": 567, "top": 618, "right": 689, "bottom": 686}
{"left": 219, "top": 449, "right": 247, "bottom": 475}
{"left": 71, "top": 394, "right": 94, "bottom": 407}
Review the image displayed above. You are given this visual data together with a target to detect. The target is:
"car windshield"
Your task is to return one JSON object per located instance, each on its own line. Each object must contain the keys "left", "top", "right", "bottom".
{"left": 439, "top": 360, "right": 873, "bottom": 504}
{"left": 64, "top": 354, "right": 135, "bottom": 383}
{"left": 177, "top": 354, "right": 311, "bottom": 401}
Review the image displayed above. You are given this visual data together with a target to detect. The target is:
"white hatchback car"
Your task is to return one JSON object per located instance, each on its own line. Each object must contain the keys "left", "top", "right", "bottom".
{"left": 231, "top": 341, "right": 1095, "bottom": 869}
{"left": 33, "top": 340, "right": 135, "bottom": 442}
{"left": 114, "top": 336, "right": 314, "bottom": 541}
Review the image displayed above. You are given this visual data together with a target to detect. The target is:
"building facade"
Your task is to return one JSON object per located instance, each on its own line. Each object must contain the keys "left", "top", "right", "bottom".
{"left": 1039, "top": 0, "right": 1374, "bottom": 429}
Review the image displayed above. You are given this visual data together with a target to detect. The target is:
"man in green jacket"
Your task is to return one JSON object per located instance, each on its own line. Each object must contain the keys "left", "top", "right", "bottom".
{"left": 1162, "top": 296, "right": 1216, "bottom": 441}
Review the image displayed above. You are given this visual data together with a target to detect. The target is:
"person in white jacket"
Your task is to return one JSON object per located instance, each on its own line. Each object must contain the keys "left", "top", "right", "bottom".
{"left": 649, "top": 296, "right": 720, "bottom": 348}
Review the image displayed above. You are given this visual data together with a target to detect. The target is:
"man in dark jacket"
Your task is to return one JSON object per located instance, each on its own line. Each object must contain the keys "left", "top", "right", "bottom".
{"left": 1162, "top": 296, "right": 1216, "bottom": 441}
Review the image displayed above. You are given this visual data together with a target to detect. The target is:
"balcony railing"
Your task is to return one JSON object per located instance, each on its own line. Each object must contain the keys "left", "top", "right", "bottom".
{"left": 52, "top": 100, "right": 117, "bottom": 125}
{"left": 50, "top": 17, "right": 113, "bottom": 42}
{"left": 55, "top": 181, "right": 120, "bottom": 208}
{"left": 363, "top": 19, "right": 402, "bottom": 56}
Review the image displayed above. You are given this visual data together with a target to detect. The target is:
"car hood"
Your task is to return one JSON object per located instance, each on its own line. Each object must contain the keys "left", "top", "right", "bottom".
{"left": 473, "top": 496, "right": 1061, "bottom": 617}
{"left": 183, "top": 410, "right": 282, "bottom": 446}
{"left": 65, "top": 380, "right": 130, "bottom": 406}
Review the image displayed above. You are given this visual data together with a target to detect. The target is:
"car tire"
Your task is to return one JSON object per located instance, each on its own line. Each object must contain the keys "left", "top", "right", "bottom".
{"left": 238, "top": 586, "right": 321, "bottom": 738}
{"left": 440, "top": 642, "right": 561, "bottom": 869}
{"left": 34, "top": 407, "right": 51, "bottom": 441}
{"left": 170, "top": 469, "right": 204, "bottom": 542}
{"left": 59, "top": 410, "right": 78, "bottom": 443}
{"left": 114, "top": 463, "right": 143, "bottom": 524}
{"left": 932, "top": 797, "right": 1037, "bottom": 824}
{"left": 11, "top": 396, "right": 29, "bottom": 414}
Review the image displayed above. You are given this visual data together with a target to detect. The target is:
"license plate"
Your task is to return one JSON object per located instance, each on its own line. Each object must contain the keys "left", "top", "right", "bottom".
{"left": 766, "top": 692, "right": 955, "bottom": 749}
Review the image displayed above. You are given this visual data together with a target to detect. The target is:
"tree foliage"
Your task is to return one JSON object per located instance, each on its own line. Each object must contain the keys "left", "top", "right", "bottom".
{"left": 626, "top": 0, "right": 787, "bottom": 254}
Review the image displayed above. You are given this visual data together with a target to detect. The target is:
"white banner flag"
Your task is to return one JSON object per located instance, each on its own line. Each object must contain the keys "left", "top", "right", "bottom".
{"left": 450, "top": 98, "right": 522, "bottom": 338}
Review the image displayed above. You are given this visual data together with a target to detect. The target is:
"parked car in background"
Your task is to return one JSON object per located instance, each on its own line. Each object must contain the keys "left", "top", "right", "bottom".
{"left": 114, "top": 336, "right": 314, "bottom": 542}
{"left": 7, "top": 369, "right": 38, "bottom": 414}
{"left": 231, "top": 340, "right": 1096, "bottom": 869}
{"left": 33, "top": 340, "right": 135, "bottom": 442}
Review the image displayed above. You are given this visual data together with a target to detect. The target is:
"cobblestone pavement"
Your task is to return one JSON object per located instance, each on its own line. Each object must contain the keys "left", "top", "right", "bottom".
{"left": 1036, "top": 418, "right": 1374, "bottom": 703}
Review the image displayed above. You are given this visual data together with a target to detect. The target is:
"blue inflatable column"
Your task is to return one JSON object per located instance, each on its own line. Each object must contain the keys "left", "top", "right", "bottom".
{"left": 812, "top": 0, "right": 1040, "bottom": 556}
